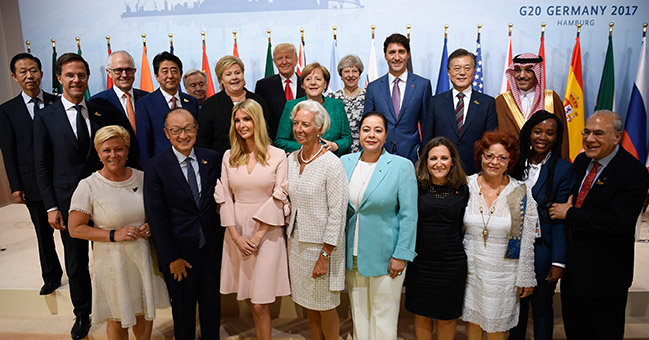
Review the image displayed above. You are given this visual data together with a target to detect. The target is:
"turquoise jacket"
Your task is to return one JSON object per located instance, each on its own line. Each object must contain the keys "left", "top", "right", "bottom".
{"left": 341, "top": 150, "right": 418, "bottom": 276}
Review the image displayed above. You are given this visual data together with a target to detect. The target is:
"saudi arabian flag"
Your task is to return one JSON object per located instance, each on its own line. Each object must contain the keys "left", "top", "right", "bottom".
{"left": 595, "top": 33, "right": 615, "bottom": 111}
{"left": 264, "top": 41, "right": 274, "bottom": 77}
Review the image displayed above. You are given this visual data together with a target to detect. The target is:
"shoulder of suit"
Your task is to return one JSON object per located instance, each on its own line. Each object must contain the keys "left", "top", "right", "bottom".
{"left": 473, "top": 91, "right": 496, "bottom": 102}
{"left": 90, "top": 89, "right": 111, "bottom": 100}
{"left": 195, "top": 146, "right": 219, "bottom": 160}
{"left": 409, "top": 73, "right": 430, "bottom": 82}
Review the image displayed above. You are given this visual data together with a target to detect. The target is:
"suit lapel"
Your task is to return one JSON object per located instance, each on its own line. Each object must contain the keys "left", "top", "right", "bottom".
{"left": 442, "top": 91, "right": 459, "bottom": 138}
{"left": 398, "top": 75, "right": 416, "bottom": 123}
{"left": 360, "top": 151, "right": 391, "bottom": 207}
{"left": 196, "top": 148, "right": 210, "bottom": 207}
{"left": 166, "top": 148, "right": 196, "bottom": 205}
{"left": 296, "top": 76, "right": 306, "bottom": 98}
{"left": 51, "top": 101, "right": 80, "bottom": 152}
{"left": 10, "top": 95, "right": 34, "bottom": 129}
{"left": 379, "top": 76, "right": 396, "bottom": 120}
{"left": 532, "top": 162, "right": 549, "bottom": 200}
{"left": 107, "top": 89, "right": 126, "bottom": 116}
{"left": 581, "top": 150, "right": 622, "bottom": 206}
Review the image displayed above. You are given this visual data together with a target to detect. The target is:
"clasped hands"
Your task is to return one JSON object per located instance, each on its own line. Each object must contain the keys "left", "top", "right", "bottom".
{"left": 113, "top": 223, "right": 151, "bottom": 242}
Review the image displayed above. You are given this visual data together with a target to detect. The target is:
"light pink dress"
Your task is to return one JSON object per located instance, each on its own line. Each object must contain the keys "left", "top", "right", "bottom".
{"left": 214, "top": 146, "right": 291, "bottom": 304}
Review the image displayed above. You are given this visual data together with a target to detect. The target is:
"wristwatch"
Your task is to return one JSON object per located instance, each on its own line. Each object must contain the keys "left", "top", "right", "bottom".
{"left": 320, "top": 249, "right": 331, "bottom": 259}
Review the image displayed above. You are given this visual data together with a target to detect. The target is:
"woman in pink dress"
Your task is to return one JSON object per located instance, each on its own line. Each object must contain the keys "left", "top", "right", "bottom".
{"left": 214, "top": 99, "right": 291, "bottom": 340}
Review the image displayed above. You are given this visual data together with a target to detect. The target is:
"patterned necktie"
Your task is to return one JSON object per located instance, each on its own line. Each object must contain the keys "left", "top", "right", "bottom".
{"left": 171, "top": 96, "right": 178, "bottom": 109}
{"left": 575, "top": 161, "right": 600, "bottom": 208}
{"left": 74, "top": 105, "right": 90, "bottom": 153}
{"left": 185, "top": 157, "right": 206, "bottom": 248}
{"left": 392, "top": 78, "right": 401, "bottom": 118}
{"left": 124, "top": 92, "right": 137, "bottom": 134}
{"left": 285, "top": 79, "right": 294, "bottom": 101}
{"left": 455, "top": 92, "right": 466, "bottom": 132}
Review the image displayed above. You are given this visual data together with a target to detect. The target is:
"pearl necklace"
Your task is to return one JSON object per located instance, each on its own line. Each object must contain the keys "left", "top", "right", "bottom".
{"left": 478, "top": 175, "right": 506, "bottom": 247}
{"left": 299, "top": 144, "right": 324, "bottom": 164}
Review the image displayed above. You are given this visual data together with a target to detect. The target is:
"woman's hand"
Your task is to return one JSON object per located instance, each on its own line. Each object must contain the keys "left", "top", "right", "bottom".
{"left": 518, "top": 287, "right": 534, "bottom": 298}
{"left": 233, "top": 235, "right": 256, "bottom": 256}
{"left": 320, "top": 138, "right": 339, "bottom": 153}
{"left": 388, "top": 258, "right": 406, "bottom": 278}
{"left": 312, "top": 253, "right": 330, "bottom": 279}
{"left": 138, "top": 223, "right": 151, "bottom": 238}
{"left": 114, "top": 225, "right": 141, "bottom": 241}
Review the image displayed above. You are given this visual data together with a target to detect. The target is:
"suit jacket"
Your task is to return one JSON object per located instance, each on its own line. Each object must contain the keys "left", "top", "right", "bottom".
{"left": 135, "top": 88, "right": 199, "bottom": 166}
{"left": 255, "top": 74, "right": 305, "bottom": 140}
{"left": 90, "top": 87, "right": 149, "bottom": 168}
{"left": 422, "top": 89, "right": 497, "bottom": 174}
{"left": 364, "top": 73, "right": 432, "bottom": 163}
{"left": 564, "top": 147, "right": 649, "bottom": 295}
{"left": 0, "top": 91, "right": 57, "bottom": 201}
{"left": 341, "top": 150, "right": 418, "bottom": 276}
{"left": 34, "top": 99, "right": 111, "bottom": 220}
{"left": 144, "top": 146, "right": 223, "bottom": 269}
{"left": 196, "top": 89, "right": 271, "bottom": 155}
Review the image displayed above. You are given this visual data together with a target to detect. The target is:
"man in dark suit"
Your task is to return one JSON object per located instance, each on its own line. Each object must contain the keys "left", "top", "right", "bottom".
{"left": 34, "top": 53, "right": 114, "bottom": 339}
{"left": 550, "top": 110, "right": 649, "bottom": 340}
{"left": 90, "top": 50, "right": 148, "bottom": 168}
{"left": 0, "top": 53, "right": 61, "bottom": 296}
{"left": 422, "top": 48, "right": 497, "bottom": 174}
{"left": 136, "top": 51, "right": 199, "bottom": 166}
{"left": 364, "top": 33, "right": 432, "bottom": 163}
{"left": 254, "top": 43, "right": 305, "bottom": 140}
{"left": 144, "top": 108, "right": 223, "bottom": 340}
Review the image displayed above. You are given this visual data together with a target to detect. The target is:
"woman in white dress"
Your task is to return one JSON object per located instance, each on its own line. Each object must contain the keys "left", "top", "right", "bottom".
{"left": 68, "top": 125, "right": 169, "bottom": 340}
{"left": 461, "top": 130, "right": 537, "bottom": 340}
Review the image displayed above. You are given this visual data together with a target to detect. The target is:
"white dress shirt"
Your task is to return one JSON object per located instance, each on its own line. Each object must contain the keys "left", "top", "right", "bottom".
{"left": 452, "top": 87, "right": 473, "bottom": 126}
{"left": 349, "top": 160, "right": 377, "bottom": 256}
{"left": 60, "top": 96, "right": 90, "bottom": 139}
{"left": 279, "top": 73, "right": 298, "bottom": 99}
{"left": 161, "top": 89, "right": 181, "bottom": 110}
{"left": 21, "top": 91, "right": 44, "bottom": 119}
{"left": 388, "top": 71, "right": 408, "bottom": 110}
{"left": 172, "top": 146, "right": 201, "bottom": 195}
{"left": 112, "top": 86, "right": 135, "bottom": 117}
{"left": 520, "top": 89, "right": 535, "bottom": 119}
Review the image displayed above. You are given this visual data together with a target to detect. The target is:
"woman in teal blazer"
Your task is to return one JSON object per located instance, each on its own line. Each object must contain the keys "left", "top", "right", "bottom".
{"left": 340, "top": 112, "right": 418, "bottom": 340}
{"left": 274, "top": 62, "right": 352, "bottom": 156}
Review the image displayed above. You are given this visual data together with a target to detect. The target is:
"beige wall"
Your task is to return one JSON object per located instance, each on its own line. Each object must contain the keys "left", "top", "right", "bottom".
{"left": 0, "top": 0, "right": 26, "bottom": 205}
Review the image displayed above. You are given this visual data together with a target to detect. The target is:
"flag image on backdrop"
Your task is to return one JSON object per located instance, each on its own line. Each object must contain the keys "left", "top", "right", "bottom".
{"left": 140, "top": 34, "right": 154, "bottom": 92}
{"left": 406, "top": 25, "right": 413, "bottom": 73}
{"left": 329, "top": 27, "right": 342, "bottom": 92}
{"left": 539, "top": 23, "right": 546, "bottom": 92}
{"left": 563, "top": 25, "right": 585, "bottom": 161}
{"left": 76, "top": 37, "right": 91, "bottom": 100}
{"left": 366, "top": 25, "right": 378, "bottom": 87}
{"left": 499, "top": 24, "right": 513, "bottom": 94}
{"left": 622, "top": 25, "right": 647, "bottom": 164}
{"left": 595, "top": 23, "right": 616, "bottom": 111}
{"left": 297, "top": 28, "right": 306, "bottom": 76}
{"left": 106, "top": 36, "right": 113, "bottom": 90}
{"left": 473, "top": 24, "right": 484, "bottom": 92}
{"left": 201, "top": 32, "right": 216, "bottom": 97}
{"left": 233, "top": 30, "right": 240, "bottom": 58}
{"left": 51, "top": 39, "right": 62, "bottom": 94}
{"left": 435, "top": 26, "right": 449, "bottom": 95}
{"left": 264, "top": 30, "right": 274, "bottom": 78}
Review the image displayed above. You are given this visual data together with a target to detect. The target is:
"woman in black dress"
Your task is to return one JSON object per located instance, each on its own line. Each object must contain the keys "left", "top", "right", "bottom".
{"left": 405, "top": 137, "right": 468, "bottom": 340}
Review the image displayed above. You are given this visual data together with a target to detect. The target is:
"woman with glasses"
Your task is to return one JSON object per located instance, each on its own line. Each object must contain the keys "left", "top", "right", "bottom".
{"left": 461, "top": 131, "right": 538, "bottom": 340}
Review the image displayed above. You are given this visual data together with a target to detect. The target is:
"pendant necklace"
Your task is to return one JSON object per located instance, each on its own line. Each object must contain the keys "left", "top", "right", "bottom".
{"left": 478, "top": 176, "right": 505, "bottom": 247}
{"left": 299, "top": 144, "right": 324, "bottom": 164}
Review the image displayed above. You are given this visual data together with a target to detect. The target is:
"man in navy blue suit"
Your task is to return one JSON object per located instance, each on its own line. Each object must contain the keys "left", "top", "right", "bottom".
{"left": 144, "top": 108, "right": 223, "bottom": 340}
{"left": 90, "top": 50, "right": 149, "bottom": 168}
{"left": 422, "top": 48, "right": 497, "bottom": 174}
{"left": 364, "top": 33, "right": 432, "bottom": 163}
{"left": 136, "top": 51, "right": 199, "bottom": 166}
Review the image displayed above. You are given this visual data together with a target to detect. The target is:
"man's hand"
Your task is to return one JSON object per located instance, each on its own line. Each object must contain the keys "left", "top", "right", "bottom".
{"left": 545, "top": 266, "right": 564, "bottom": 283}
{"left": 549, "top": 195, "right": 573, "bottom": 220}
{"left": 169, "top": 258, "right": 192, "bottom": 282}
{"left": 11, "top": 190, "right": 25, "bottom": 204}
{"left": 48, "top": 210, "right": 65, "bottom": 230}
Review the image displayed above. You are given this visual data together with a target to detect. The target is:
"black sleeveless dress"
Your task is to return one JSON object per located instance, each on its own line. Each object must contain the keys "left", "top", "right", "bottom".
{"left": 405, "top": 184, "right": 469, "bottom": 319}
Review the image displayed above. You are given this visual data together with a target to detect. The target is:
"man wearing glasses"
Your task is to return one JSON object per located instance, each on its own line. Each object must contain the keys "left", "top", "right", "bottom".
{"left": 90, "top": 50, "right": 147, "bottom": 168}
{"left": 136, "top": 51, "right": 199, "bottom": 166}
{"left": 422, "top": 48, "right": 497, "bottom": 175}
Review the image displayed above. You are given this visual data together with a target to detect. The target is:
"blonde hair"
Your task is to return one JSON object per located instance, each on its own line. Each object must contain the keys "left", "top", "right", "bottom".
{"left": 214, "top": 55, "right": 245, "bottom": 91}
{"left": 94, "top": 125, "right": 130, "bottom": 151}
{"left": 300, "top": 62, "right": 330, "bottom": 87}
{"left": 228, "top": 99, "right": 271, "bottom": 167}
{"left": 273, "top": 43, "right": 297, "bottom": 58}
{"left": 290, "top": 99, "right": 330, "bottom": 135}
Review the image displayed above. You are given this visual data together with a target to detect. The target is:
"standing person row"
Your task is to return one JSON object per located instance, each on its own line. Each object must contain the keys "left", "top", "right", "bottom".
{"left": 328, "top": 55, "right": 366, "bottom": 153}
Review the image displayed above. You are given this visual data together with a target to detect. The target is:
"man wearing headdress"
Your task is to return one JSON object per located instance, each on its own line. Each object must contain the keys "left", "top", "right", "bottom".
{"left": 495, "top": 53, "right": 569, "bottom": 159}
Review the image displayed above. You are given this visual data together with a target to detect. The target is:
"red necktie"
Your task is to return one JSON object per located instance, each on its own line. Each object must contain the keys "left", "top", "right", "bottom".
{"left": 171, "top": 97, "right": 178, "bottom": 109}
{"left": 575, "top": 161, "right": 600, "bottom": 208}
{"left": 285, "top": 79, "right": 294, "bottom": 101}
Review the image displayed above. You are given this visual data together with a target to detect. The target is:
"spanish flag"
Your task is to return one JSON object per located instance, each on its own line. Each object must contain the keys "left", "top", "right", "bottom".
{"left": 563, "top": 33, "right": 584, "bottom": 161}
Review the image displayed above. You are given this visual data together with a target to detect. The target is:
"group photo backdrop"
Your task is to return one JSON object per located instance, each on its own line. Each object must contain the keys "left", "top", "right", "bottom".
{"left": 16, "top": 0, "right": 649, "bottom": 134}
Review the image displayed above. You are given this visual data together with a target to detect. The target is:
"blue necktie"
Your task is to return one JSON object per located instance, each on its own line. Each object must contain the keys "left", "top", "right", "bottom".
{"left": 74, "top": 105, "right": 90, "bottom": 153}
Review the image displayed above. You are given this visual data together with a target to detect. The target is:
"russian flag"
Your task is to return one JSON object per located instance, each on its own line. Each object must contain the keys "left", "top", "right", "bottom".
{"left": 621, "top": 34, "right": 646, "bottom": 164}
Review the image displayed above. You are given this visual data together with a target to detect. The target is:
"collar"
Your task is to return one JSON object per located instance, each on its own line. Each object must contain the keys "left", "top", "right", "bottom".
{"left": 21, "top": 90, "right": 44, "bottom": 105}
{"left": 171, "top": 146, "right": 197, "bottom": 164}
{"left": 520, "top": 88, "right": 535, "bottom": 99}
{"left": 388, "top": 70, "right": 408, "bottom": 85}
{"left": 112, "top": 86, "right": 134, "bottom": 100}
{"left": 452, "top": 87, "right": 472, "bottom": 99}
{"left": 593, "top": 145, "right": 619, "bottom": 167}
{"left": 60, "top": 96, "right": 86, "bottom": 111}
{"left": 279, "top": 72, "right": 297, "bottom": 85}
{"left": 160, "top": 88, "right": 181, "bottom": 103}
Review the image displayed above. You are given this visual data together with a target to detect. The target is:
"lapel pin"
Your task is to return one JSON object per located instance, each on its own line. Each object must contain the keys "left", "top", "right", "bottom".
{"left": 473, "top": 100, "right": 480, "bottom": 105}
{"left": 94, "top": 112, "right": 101, "bottom": 116}
{"left": 183, "top": 98, "right": 189, "bottom": 103}
{"left": 201, "top": 159, "right": 207, "bottom": 164}
{"left": 411, "top": 84, "right": 414, "bottom": 87}
{"left": 596, "top": 179, "right": 605, "bottom": 185}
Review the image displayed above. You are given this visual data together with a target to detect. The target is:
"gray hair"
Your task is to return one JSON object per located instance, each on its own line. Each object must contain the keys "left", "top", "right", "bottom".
{"left": 337, "top": 55, "right": 364, "bottom": 76}
{"left": 107, "top": 50, "right": 135, "bottom": 68}
{"left": 183, "top": 68, "right": 207, "bottom": 87}
{"left": 590, "top": 110, "right": 623, "bottom": 133}
{"left": 290, "top": 99, "right": 330, "bottom": 135}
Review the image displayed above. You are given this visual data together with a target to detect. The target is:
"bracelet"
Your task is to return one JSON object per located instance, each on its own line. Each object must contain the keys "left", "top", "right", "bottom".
{"left": 320, "top": 249, "right": 331, "bottom": 259}
{"left": 109, "top": 230, "right": 116, "bottom": 242}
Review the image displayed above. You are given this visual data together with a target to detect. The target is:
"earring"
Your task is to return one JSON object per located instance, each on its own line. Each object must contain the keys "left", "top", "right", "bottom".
{"left": 529, "top": 145, "right": 533, "bottom": 151}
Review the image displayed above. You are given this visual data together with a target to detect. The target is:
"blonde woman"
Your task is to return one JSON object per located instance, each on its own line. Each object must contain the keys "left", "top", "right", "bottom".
{"left": 215, "top": 99, "right": 291, "bottom": 340}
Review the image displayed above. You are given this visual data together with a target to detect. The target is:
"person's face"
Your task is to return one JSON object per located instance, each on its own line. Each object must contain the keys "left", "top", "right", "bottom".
{"left": 292, "top": 109, "right": 320, "bottom": 146}
{"left": 221, "top": 64, "right": 245, "bottom": 95}
{"left": 530, "top": 119, "right": 558, "bottom": 157}
{"left": 57, "top": 61, "right": 88, "bottom": 103}
{"left": 384, "top": 42, "right": 409, "bottom": 76}
{"left": 582, "top": 115, "right": 622, "bottom": 160}
{"left": 273, "top": 50, "right": 297, "bottom": 78}
{"left": 302, "top": 68, "right": 327, "bottom": 99}
{"left": 481, "top": 143, "right": 510, "bottom": 177}
{"left": 97, "top": 136, "right": 128, "bottom": 173}
{"left": 185, "top": 73, "right": 207, "bottom": 103}
{"left": 341, "top": 66, "right": 360, "bottom": 89}
{"left": 359, "top": 115, "right": 387, "bottom": 153}
{"left": 155, "top": 60, "right": 181, "bottom": 95}
{"left": 234, "top": 109, "right": 255, "bottom": 141}
{"left": 164, "top": 110, "right": 197, "bottom": 156}
{"left": 11, "top": 58, "right": 42, "bottom": 93}
{"left": 513, "top": 65, "right": 537, "bottom": 91}
{"left": 448, "top": 56, "right": 474, "bottom": 92}
{"left": 108, "top": 53, "right": 136, "bottom": 92}
{"left": 427, "top": 145, "right": 453, "bottom": 183}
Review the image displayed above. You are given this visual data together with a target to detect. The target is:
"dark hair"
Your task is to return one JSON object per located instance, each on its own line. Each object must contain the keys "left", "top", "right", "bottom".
{"left": 447, "top": 48, "right": 476, "bottom": 69}
{"left": 360, "top": 111, "right": 388, "bottom": 133}
{"left": 474, "top": 131, "right": 519, "bottom": 174}
{"left": 416, "top": 137, "right": 467, "bottom": 189}
{"left": 153, "top": 51, "right": 183, "bottom": 76}
{"left": 163, "top": 108, "right": 197, "bottom": 126}
{"left": 55, "top": 53, "right": 90, "bottom": 76}
{"left": 512, "top": 110, "right": 564, "bottom": 209}
{"left": 10, "top": 53, "right": 42, "bottom": 74}
{"left": 383, "top": 33, "right": 410, "bottom": 54}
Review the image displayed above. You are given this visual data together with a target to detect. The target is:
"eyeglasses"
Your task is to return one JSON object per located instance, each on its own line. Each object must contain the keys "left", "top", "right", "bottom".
{"left": 166, "top": 126, "right": 197, "bottom": 135}
{"left": 109, "top": 68, "right": 136, "bottom": 75}
{"left": 483, "top": 153, "right": 509, "bottom": 164}
{"left": 450, "top": 65, "right": 474, "bottom": 74}
{"left": 581, "top": 129, "right": 608, "bottom": 138}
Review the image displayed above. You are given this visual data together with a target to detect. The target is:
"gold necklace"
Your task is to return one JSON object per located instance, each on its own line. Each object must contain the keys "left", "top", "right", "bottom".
{"left": 478, "top": 176, "right": 505, "bottom": 247}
